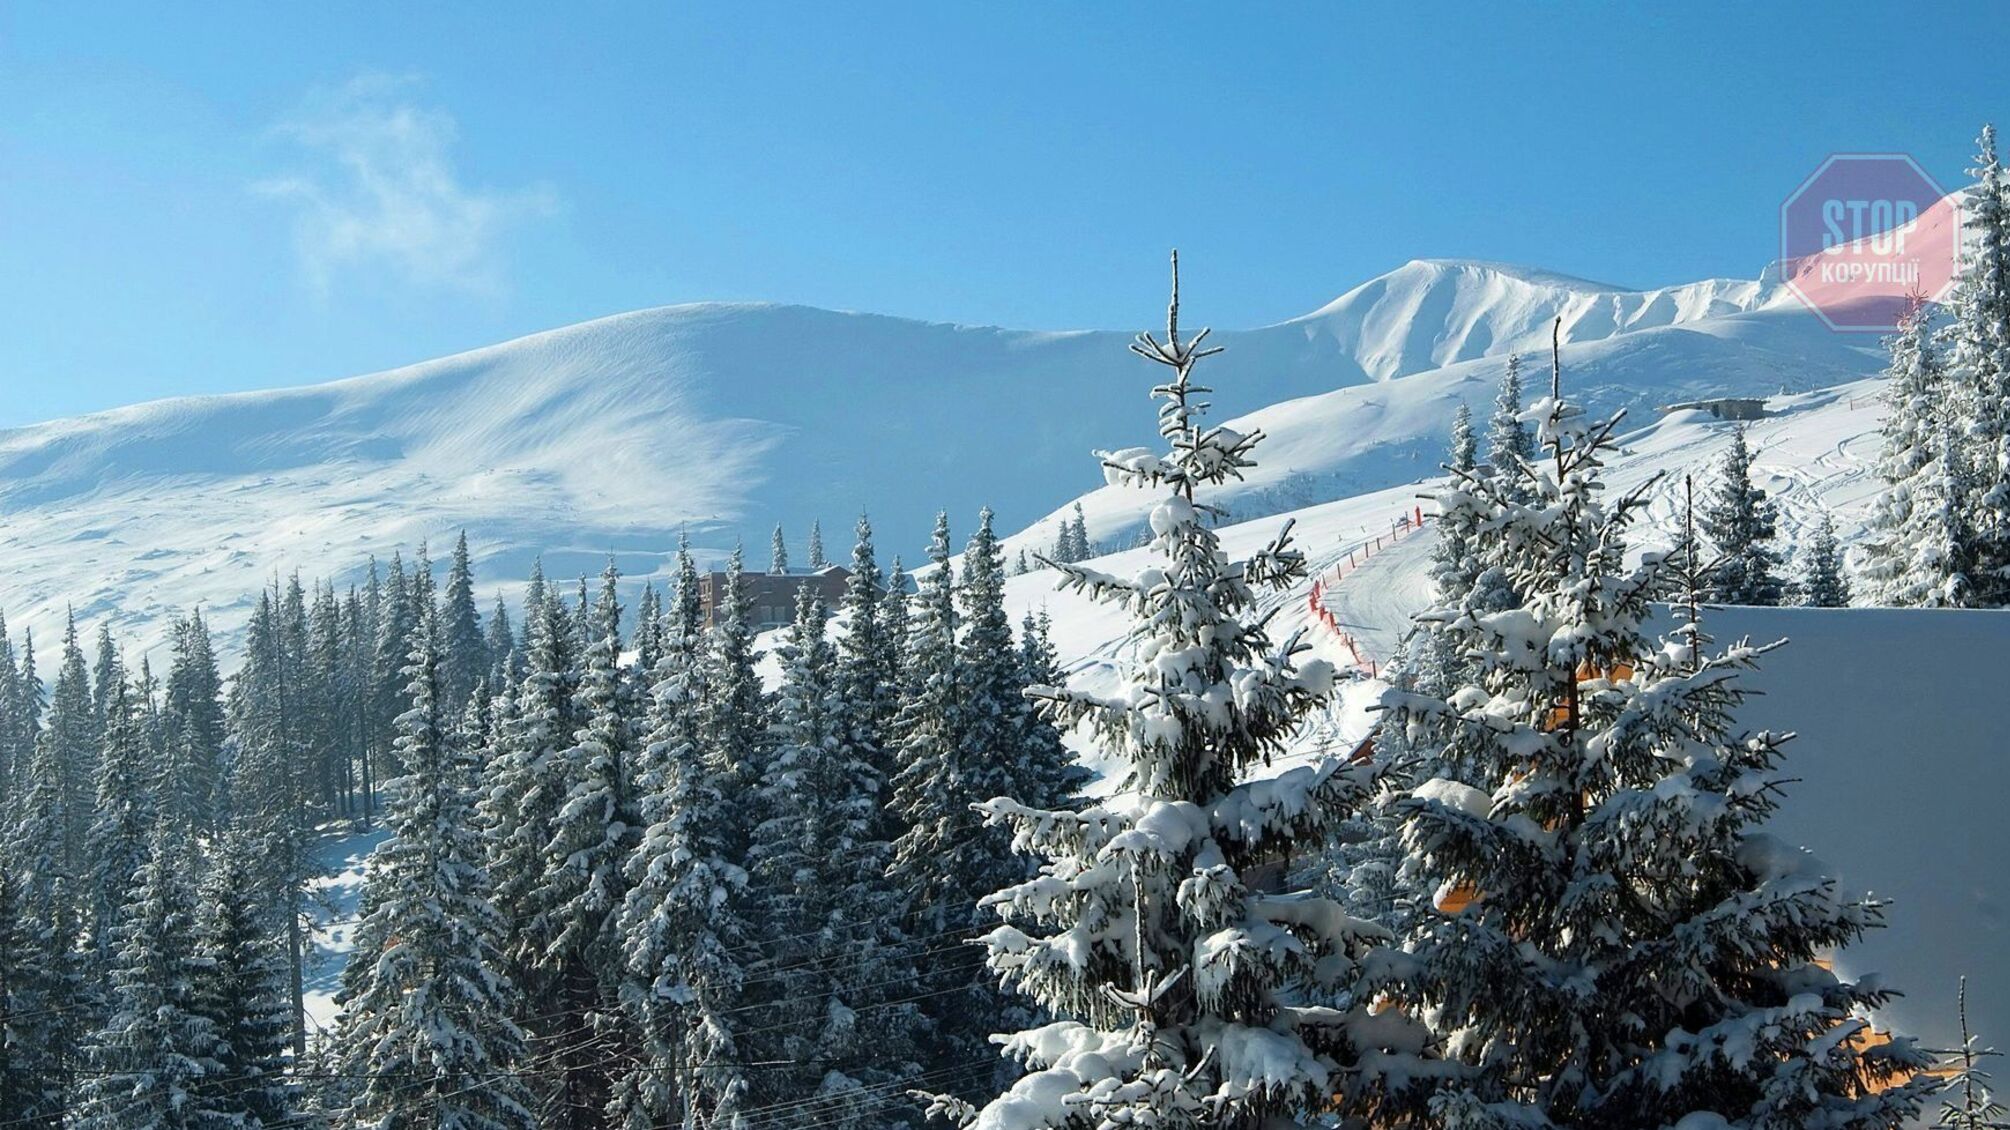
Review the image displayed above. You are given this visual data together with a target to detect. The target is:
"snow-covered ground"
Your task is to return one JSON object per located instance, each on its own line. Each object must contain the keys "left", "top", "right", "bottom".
{"left": 303, "top": 824, "right": 390, "bottom": 1034}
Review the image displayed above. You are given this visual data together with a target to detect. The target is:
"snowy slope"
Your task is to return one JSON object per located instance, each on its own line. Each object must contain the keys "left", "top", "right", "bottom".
{"left": 999, "top": 319, "right": 1883, "bottom": 564}
{"left": 0, "top": 259, "right": 1880, "bottom": 662}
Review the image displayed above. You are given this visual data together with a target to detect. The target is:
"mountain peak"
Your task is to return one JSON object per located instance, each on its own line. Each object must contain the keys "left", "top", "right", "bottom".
{"left": 1279, "top": 257, "right": 1769, "bottom": 381}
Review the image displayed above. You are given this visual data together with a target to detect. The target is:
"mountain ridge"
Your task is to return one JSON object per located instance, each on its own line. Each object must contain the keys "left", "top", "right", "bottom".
{"left": 0, "top": 254, "right": 1880, "bottom": 659}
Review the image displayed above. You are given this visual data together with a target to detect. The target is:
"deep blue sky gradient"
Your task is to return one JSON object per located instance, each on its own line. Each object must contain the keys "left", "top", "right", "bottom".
{"left": 1, "top": 2, "right": 2004, "bottom": 424}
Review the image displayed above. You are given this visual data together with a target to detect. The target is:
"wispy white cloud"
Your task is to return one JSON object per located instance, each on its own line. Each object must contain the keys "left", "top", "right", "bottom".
{"left": 258, "top": 74, "right": 557, "bottom": 295}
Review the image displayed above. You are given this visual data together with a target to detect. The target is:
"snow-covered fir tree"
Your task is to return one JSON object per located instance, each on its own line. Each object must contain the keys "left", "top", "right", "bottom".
{"left": 71, "top": 816, "right": 224, "bottom": 1130}
{"left": 84, "top": 670, "right": 154, "bottom": 970}
{"left": 881, "top": 555, "right": 911, "bottom": 691}
{"left": 746, "top": 585, "right": 920, "bottom": 1124}
{"left": 633, "top": 582, "right": 663, "bottom": 675}
{"left": 1430, "top": 402, "right": 1484, "bottom": 605}
{"left": 194, "top": 824, "right": 298, "bottom": 1129}
{"left": 772, "top": 523, "right": 791, "bottom": 575}
{"left": 44, "top": 611, "right": 98, "bottom": 872}
{"left": 1940, "top": 124, "right": 2010, "bottom": 606}
{"left": 532, "top": 559, "right": 639, "bottom": 1128}
{"left": 486, "top": 595, "right": 517, "bottom": 693}
{"left": 887, "top": 512, "right": 972, "bottom": 925}
{"left": 1801, "top": 511, "right": 1853, "bottom": 607}
{"left": 441, "top": 530, "right": 490, "bottom": 716}
{"left": 1701, "top": 424, "right": 1786, "bottom": 605}
{"left": 807, "top": 518, "right": 828, "bottom": 570}
{"left": 0, "top": 733, "right": 82, "bottom": 1127}
{"left": 706, "top": 543, "right": 770, "bottom": 797}
{"left": 0, "top": 614, "right": 21, "bottom": 802}
{"left": 1379, "top": 340, "right": 1930, "bottom": 1127}
{"left": 1052, "top": 503, "right": 1093, "bottom": 564}
{"left": 337, "top": 598, "right": 535, "bottom": 1130}
{"left": 948, "top": 256, "right": 1405, "bottom": 1128}
{"left": 1857, "top": 302, "right": 1974, "bottom": 605}
{"left": 1014, "top": 608, "right": 1085, "bottom": 813}
{"left": 835, "top": 515, "right": 900, "bottom": 800}
{"left": 229, "top": 584, "right": 317, "bottom": 1058}
{"left": 372, "top": 552, "right": 421, "bottom": 780}
{"left": 480, "top": 578, "right": 583, "bottom": 1000}
{"left": 614, "top": 540, "right": 754, "bottom": 1129}
{"left": 1486, "top": 353, "right": 1535, "bottom": 490}
{"left": 90, "top": 624, "right": 119, "bottom": 729}
{"left": 163, "top": 609, "right": 226, "bottom": 831}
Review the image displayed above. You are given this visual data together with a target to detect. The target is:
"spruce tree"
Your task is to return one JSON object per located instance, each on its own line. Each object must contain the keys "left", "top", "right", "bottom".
{"left": 614, "top": 540, "right": 753, "bottom": 1130}
{"left": 951, "top": 257, "right": 1400, "bottom": 1127}
{"left": 442, "top": 530, "right": 490, "bottom": 716}
{"left": 0, "top": 613, "right": 24, "bottom": 806}
{"left": 808, "top": 518, "right": 828, "bottom": 570}
{"left": 0, "top": 737, "right": 81, "bottom": 1126}
{"left": 836, "top": 515, "right": 902, "bottom": 826}
{"left": 881, "top": 556, "right": 911, "bottom": 692}
{"left": 633, "top": 582, "right": 663, "bottom": 674}
{"left": 371, "top": 552, "right": 420, "bottom": 779}
{"left": 1942, "top": 124, "right": 2010, "bottom": 607}
{"left": 1486, "top": 352, "right": 1535, "bottom": 483}
{"left": 194, "top": 825, "right": 298, "bottom": 1129}
{"left": 772, "top": 523, "right": 790, "bottom": 575}
{"left": 84, "top": 670, "right": 154, "bottom": 971}
{"left": 45, "top": 611, "right": 98, "bottom": 872}
{"left": 1430, "top": 401, "right": 1485, "bottom": 605}
{"left": 746, "top": 587, "right": 918, "bottom": 1123}
{"left": 532, "top": 558, "right": 639, "bottom": 1128}
{"left": 571, "top": 575, "right": 594, "bottom": 655}
{"left": 336, "top": 600, "right": 536, "bottom": 1130}
{"left": 1702, "top": 424, "right": 1786, "bottom": 605}
{"left": 1014, "top": 608, "right": 1084, "bottom": 813}
{"left": 480, "top": 579, "right": 583, "bottom": 997}
{"left": 304, "top": 582, "right": 351, "bottom": 815}
{"left": 1380, "top": 336, "right": 1930, "bottom": 1127}
{"left": 70, "top": 817, "right": 224, "bottom": 1130}
{"left": 17, "top": 627, "right": 43, "bottom": 783}
{"left": 956, "top": 507, "right": 1035, "bottom": 857}
{"left": 886, "top": 512, "right": 971, "bottom": 931}
{"left": 486, "top": 594, "right": 517, "bottom": 692}
{"left": 1802, "top": 512, "right": 1853, "bottom": 607}
{"left": 704, "top": 544, "right": 768, "bottom": 796}
{"left": 520, "top": 558, "right": 548, "bottom": 651}
{"left": 1859, "top": 303, "right": 1974, "bottom": 605}
{"left": 230, "top": 586, "right": 315, "bottom": 1057}
{"left": 90, "top": 623, "right": 120, "bottom": 729}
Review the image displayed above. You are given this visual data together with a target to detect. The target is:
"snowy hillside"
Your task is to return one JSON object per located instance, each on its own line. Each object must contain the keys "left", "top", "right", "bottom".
{"left": 0, "top": 258, "right": 1882, "bottom": 661}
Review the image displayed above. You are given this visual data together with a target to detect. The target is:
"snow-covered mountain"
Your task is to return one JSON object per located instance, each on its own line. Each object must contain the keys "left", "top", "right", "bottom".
{"left": 1277, "top": 258, "right": 1772, "bottom": 381}
{"left": 0, "top": 257, "right": 1882, "bottom": 658}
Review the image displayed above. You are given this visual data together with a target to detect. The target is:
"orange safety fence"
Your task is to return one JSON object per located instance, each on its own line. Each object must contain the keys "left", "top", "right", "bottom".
{"left": 1305, "top": 505, "right": 1428, "bottom": 678}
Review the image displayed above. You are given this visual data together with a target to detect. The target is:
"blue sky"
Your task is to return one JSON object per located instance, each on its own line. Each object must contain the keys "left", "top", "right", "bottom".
{"left": 1, "top": 2, "right": 2003, "bottom": 426}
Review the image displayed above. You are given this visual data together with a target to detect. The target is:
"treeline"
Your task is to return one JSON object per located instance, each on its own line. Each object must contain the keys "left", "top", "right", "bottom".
{"left": 0, "top": 509, "right": 1082, "bottom": 1129}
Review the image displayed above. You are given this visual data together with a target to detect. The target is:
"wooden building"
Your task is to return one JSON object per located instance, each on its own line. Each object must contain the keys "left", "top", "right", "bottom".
{"left": 698, "top": 564, "right": 855, "bottom": 631}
